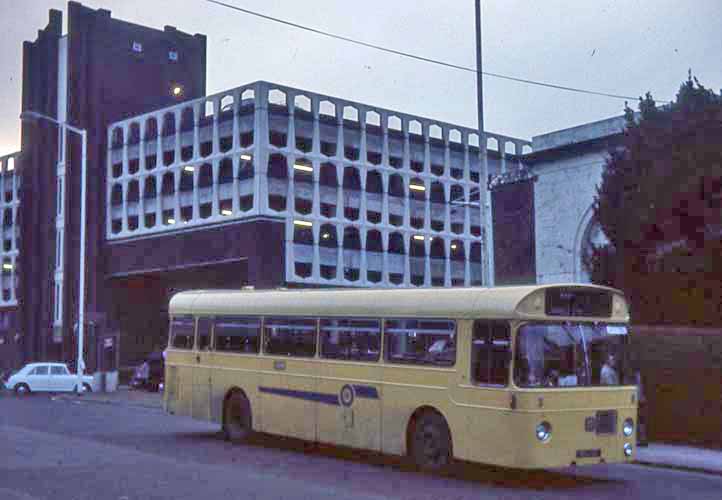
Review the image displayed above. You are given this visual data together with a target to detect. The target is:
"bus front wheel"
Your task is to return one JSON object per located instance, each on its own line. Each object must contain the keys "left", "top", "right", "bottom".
{"left": 410, "top": 410, "right": 452, "bottom": 472}
{"left": 223, "top": 390, "right": 252, "bottom": 443}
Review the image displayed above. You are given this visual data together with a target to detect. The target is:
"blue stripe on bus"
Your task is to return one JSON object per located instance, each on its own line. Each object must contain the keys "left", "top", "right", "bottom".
{"left": 352, "top": 385, "right": 379, "bottom": 399}
{"left": 259, "top": 386, "right": 340, "bottom": 406}
{"left": 258, "top": 385, "right": 380, "bottom": 405}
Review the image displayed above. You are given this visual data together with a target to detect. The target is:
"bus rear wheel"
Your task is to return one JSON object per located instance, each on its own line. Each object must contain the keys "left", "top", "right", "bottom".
{"left": 410, "top": 411, "right": 452, "bottom": 472}
{"left": 223, "top": 391, "right": 252, "bottom": 443}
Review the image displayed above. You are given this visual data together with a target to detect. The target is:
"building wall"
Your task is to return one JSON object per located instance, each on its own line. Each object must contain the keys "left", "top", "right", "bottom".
{"left": 529, "top": 117, "right": 626, "bottom": 284}
{"left": 533, "top": 150, "right": 606, "bottom": 284}
{"left": 14, "top": 2, "right": 207, "bottom": 369}
{"left": 19, "top": 9, "right": 62, "bottom": 364}
{"left": 106, "top": 80, "right": 531, "bottom": 289}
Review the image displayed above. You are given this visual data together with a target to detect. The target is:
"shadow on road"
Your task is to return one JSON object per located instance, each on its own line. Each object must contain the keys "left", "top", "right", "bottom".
{"left": 164, "top": 430, "right": 624, "bottom": 491}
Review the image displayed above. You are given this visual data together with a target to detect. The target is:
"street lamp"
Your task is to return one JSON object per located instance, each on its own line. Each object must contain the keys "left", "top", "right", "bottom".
{"left": 20, "top": 110, "right": 89, "bottom": 394}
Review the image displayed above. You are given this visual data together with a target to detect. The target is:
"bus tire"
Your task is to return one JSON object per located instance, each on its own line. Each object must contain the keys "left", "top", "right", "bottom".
{"left": 223, "top": 390, "right": 252, "bottom": 443}
{"left": 409, "top": 410, "right": 453, "bottom": 472}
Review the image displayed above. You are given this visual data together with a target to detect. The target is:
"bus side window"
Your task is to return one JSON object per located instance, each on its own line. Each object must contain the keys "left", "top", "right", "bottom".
{"left": 196, "top": 317, "right": 213, "bottom": 351}
{"left": 320, "top": 318, "right": 380, "bottom": 362}
{"left": 213, "top": 316, "right": 261, "bottom": 354}
{"left": 472, "top": 320, "right": 510, "bottom": 386}
{"left": 170, "top": 316, "right": 195, "bottom": 349}
{"left": 264, "top": 317, "right": 317, "bottom": 357}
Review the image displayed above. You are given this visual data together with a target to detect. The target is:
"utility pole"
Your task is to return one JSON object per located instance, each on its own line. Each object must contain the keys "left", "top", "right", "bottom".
{"left": 475, "top": 0, "right": 494, "bottom": 287}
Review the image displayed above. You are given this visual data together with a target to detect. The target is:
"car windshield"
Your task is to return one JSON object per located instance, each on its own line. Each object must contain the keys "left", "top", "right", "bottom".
{"left": 514, "top": 322, "right": 632, "bottom": 388}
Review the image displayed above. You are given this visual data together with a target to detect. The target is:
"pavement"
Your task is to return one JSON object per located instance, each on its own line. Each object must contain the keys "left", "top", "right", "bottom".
{"left": 49, "top": 385, "right": 722, "bottom": 478}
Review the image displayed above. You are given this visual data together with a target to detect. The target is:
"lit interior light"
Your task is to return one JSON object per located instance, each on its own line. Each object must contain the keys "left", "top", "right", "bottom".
{"left": 322, "top": 233, "right": 330, "bottom": 239}
{"left": 409, "top": 184, "right": 426, "bottom": 191}
{"left": 451, "top": 244, "right": 458, "bottom": 250}
{"left": 221, "top": 209, "right": 232, "bottom": 216}
{"left": 2, "top": 263, "right": 13, "bottom": 271}
{"left": 413, "top": 235, "right": 425, "bottom": 241}
{"left": 293, "top": 163, "right": 313, "bottom": 173}
{"left": 240, "top": 154, "right": 253, "bottom": 161}
{"left": 293, "top": 220, "right": 313, "bottom": 227}
{"left": 183, "top": 165, "right": 194, "bottom": 173}
{"left": 166, "top": 218, "right": 176, "bottom": 224}
{"left": 172, "top": 85, "right": 183, "bottom": 97}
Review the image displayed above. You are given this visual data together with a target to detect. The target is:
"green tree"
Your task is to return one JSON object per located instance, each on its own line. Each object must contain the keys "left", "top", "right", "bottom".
{"left": 590, "top": 74, "right": 722, "bottom": 325}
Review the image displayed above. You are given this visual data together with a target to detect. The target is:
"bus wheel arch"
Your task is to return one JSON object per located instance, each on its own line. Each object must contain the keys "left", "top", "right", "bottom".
{"left": 222, "top": 387, "right": 253, "bottom": 443}
{"left": 406, "top": 406, "right": 454, "bottom": 471}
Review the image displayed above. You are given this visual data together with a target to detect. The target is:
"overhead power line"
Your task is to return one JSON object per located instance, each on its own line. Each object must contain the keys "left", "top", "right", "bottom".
{"left": 205, "top": 0, "right": 667, "bottom": 103}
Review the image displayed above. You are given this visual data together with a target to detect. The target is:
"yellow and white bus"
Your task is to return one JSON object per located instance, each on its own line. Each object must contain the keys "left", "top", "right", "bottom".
{"left": 163, "top": 284, "right": 637, "bottom": 470}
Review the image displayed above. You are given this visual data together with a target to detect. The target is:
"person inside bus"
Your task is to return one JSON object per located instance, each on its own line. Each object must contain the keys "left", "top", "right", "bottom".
{"left": 600, "top": 353, "right": 619, "bottom": 385}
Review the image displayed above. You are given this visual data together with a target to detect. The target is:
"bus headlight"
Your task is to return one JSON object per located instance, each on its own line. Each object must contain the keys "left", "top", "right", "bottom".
{"left": 536, "top": 421, "right": 552, "bottom": 442}
{"left": 623, "top": 418, "right": 634, "bottom": 437}
{"left": 623, "top": 443, "right": 633, "bottom": 457}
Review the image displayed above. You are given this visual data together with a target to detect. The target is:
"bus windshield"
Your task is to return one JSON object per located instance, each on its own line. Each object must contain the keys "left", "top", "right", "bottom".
{"left": 514, "top": 322, "right": 632, "bottom": 388}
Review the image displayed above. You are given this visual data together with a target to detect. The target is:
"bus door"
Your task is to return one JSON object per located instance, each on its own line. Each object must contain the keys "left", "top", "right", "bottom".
{"left": 316, "top": 319, "right": 382, "bottom": 451}
{"left": 260, "top": 318, "right": 318, "bottom": 441}
{"left": 191, "top": 318, "right": 213, "bottom": 421}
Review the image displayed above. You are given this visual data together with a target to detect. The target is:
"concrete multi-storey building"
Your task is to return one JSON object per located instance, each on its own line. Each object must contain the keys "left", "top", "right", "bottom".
{"left": 0, "top": 2, "right": 620, "bottom": 374}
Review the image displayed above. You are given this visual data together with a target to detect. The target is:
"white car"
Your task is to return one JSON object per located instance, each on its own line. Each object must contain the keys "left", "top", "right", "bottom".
{"left": 4, "top": 362, "right": 94, "bottom": 395}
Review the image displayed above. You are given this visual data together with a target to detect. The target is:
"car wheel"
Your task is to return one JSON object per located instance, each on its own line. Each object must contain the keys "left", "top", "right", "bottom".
{"left": 14, "top": 383, "right": 30, "bottom": 396}
{"left": 223, "top": 391, "right": 253, "bottom": 443}
{"left": 82, "top": 383, "right": 92, "bottom": 393}
{"left": 410, "top": 411, "right": 453, "bottom": 472}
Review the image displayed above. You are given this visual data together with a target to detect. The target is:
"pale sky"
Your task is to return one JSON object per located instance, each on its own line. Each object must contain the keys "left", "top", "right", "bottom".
{"left": 1, "top": 0, "right": 721, "bottom": 156}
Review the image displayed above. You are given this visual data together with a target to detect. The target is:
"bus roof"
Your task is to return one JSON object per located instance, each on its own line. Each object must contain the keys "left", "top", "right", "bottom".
{"left": 168, "top": 284, "right": 626, "bottom": 320}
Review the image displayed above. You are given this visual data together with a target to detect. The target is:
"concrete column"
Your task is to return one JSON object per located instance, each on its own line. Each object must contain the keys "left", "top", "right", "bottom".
{"left": 154, "top": 172, "right": 162, "bottom": 225}
{"left": 336, "top": 224, "right": 344, "bottom": 283}
{"left": 336, "top": 163, "right": 344, "bottom": 221}
{"left": 403, "top": 232, "right": 411, "bottom": 286}
{"left": 444, "top": 129, "right": 452, "bottom": 178}
{"left": 173, "top": 168, "right": 181, "bottom": 222}
{"left": 381, "top": 172, "right": 390, "bottom": 226}
{"left": 231, "top": 155, "right": 240, "bottom": 213}
{"left": 138, "top": 176, "right": 146, "bottom": 229}
{"left": 360, "top": 227, "right": 368, "bottom": 286}
{"left": 311, "top": 96, "right": 321, "bottom": 155}
{"left": 192, "top": 166, "right": 200, "bottom": 220}
{"left": 444, "top": 238, "right": 452, "bottom": 287}
{"left": 232, "top": 89, "right": 241, "bottom": 151}
{"left": 193, "top": 103, "right": 201, "bottom": 160}
{"left": 155, "top": 113, "right": 163, "bottom": 168}
{"left": 423, "top": 124, "right": 431, "bottom": 175}
{"left": 382, "top": 229, "right": 390, "bottom": 284}
{"left": 423, "top": 178, "right": 431, "bottom": 232}
{"left": 444, "top": 183, "right": 451, "bottom": 233}
{"left": 253, "top": 82, "right": 270, "bottom": 215}
{"left": 424, "top": 237, "right": 431, "bottom": 287}
{"left": 211, "top": 159, "right": 220, "bottom": 216}
{"left": 287, "top": 153, "right": 296, "bottom": 215}
{"left": 464, "top": 239, "right": 471, "bottom": 286}
{"left": 121, "top": 180, "right": 129, "bottom": 233}
{"left": 286, "top": 217, "right": 295, "bottom": 281}
{"left": 312, "top": 221, "right": 321, "bottom": 280}
{"left": 174, "top": 109, "right": 182, "bottom": 166}
{"left": 211, "top": 97, "right": 220, "bottom": 155}
{"left": 359, "top": 167, "right": 368, "bottom": 225}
